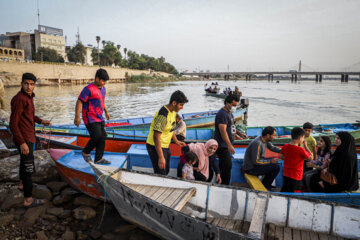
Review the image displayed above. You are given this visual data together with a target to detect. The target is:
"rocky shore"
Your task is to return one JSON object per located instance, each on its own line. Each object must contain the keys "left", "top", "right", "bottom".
{"left": 0, "top": 151, "right": 160, "bottom": 240}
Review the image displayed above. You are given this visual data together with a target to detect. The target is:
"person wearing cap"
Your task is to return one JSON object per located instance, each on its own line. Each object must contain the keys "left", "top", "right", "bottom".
{"left": 174, "top": 113, "right": 186, "bottom": 141}
{"left": 10, "top": 73, "right": 51, "bottom": 208}
{"left": 74, "top": 68, "right": 111, "bottom": 164}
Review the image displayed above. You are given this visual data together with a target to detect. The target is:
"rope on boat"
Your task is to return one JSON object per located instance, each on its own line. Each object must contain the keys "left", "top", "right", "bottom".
{"left": 39, "top": 119, "right": 53, "bottom": 150}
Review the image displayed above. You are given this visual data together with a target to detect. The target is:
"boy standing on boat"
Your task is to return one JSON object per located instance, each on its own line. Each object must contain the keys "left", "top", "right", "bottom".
{"left": 214, "top": 94, "right": 242, "bottom": 185}
{"left": 74, "top": 69, "right": 111, "bottom": 164}
{"left": 243, "top": 126, "right": 281, "bottom": 190}
{"left": 301, "top": 122, "right": 317, "bottom": 172}
{"left": 146, "top": 90, "right": 188, "bottom": 175}
{"left": 280, "top": 127, "right": 313, "bottom": 192}
{"left": 10, "top": 73, "right": 51, "bottom": 208}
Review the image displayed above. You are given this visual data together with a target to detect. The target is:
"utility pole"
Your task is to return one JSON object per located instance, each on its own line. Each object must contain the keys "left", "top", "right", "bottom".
{"left": 298, "top": 60, "right": 302, "bottom": 81}
{"left": 37, "top": 0, "right": 40, "bottom": 26}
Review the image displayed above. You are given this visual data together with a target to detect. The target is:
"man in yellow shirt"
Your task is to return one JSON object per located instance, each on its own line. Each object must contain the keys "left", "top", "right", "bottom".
{"left": 146, "top": 90, "right": 188, "bottom": 175}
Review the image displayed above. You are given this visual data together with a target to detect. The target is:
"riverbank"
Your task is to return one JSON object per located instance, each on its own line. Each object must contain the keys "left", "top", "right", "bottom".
{"left": 0, "top": 150, "right": 159, "bottom": 240}
{"left": 0, "top": 61, "right": 172, "bottom": 87}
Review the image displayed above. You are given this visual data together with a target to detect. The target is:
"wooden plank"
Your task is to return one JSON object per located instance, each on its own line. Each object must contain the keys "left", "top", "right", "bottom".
{"left": 233, "top": 220, "right": 243, "bottom": 233}
{"left": 212, "top": 218, "right": 221, "bottom": 226}
{"left": 146, "top": 186, "right": 163, "bottom": 198}
{"left": 206, "top": 217, "right": 214, "bottom": 224}
{"left": 172, "top": 188, "right": 196, "bottom": 211}
{"left": 309, "top": 231, "right": 319, "bottom": 240}
{"left": 170, "top": 188, "right": 189, "bottom": 208}
{"left": 156, "top": 188, "right": 175, "bottom": 203}
{"left": 161, "top": 188, "right": 185, "bottom": 207}
{"left": 301, "top": 230, "right": 311, "bottom": 240}
{"left": 138, "top": 185, "right": 151, "bottom": 195}
{"left": 275, "top": 226, "right": 284, "bottom": 240}
{"left": 263, "top": 224, "right": 269, "bottom": 240}
{"left": 318, "top": 233, "right": 328, "bottom": 240}
{"left": 142, "top": 186, "right": 157, "bottom": 197}
{"left": 267, "top": 224, "right": 276, "bottom": 240}
{"left": 218, "top": 218, "right": 229, "bottom": 228}
{"left": 241, "top": 221, "right": 250, "bottom": 234}
{"left": 149, "top": 187, "right": 168, "bottom": 200}
{"left": 244, "top": 173, "right": 268, "bottom": 192}
{"left": 248, "top": 193, "right": 267, "bottom": 239}
{"left": 283, "top": 227, "right": 292, "bottom": 240}
{"left": 225, "top": 219, "right": 237, "bottom": 231}
{"left": 292, "top": 229, "right": 301, "bottom": 240}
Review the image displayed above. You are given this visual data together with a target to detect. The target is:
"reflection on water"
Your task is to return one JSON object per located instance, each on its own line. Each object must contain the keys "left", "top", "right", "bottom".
{"left": 4, "top": 80, "right": 360, "bottom": 126}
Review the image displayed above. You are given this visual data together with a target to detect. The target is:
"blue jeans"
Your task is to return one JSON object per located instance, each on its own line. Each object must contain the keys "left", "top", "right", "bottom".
{"left": 245, "top": 164, "right": 280, "bottom": 189}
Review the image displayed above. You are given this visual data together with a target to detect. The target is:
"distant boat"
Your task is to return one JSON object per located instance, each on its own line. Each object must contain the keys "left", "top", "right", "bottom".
{"left": 91, "top": 164, "right": 360, "bottom": 239}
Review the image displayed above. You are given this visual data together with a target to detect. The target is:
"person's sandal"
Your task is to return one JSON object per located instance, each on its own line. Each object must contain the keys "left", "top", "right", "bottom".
{"left": 82, "top": 152, "right": 92, "bottom": 162}
{"left": 24, "top": 198, "right": 45, "bottom": 209}
{"left": 95, "top": 158, "right": 111, "bottom": 165}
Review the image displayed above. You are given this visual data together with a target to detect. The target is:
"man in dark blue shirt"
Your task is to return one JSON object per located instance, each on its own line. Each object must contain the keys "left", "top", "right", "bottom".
{"left": 214, "top": 94, "right": 240, "bottom": 185}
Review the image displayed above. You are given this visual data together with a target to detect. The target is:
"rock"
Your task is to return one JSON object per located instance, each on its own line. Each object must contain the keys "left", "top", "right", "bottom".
{"left": 61, "top": 187, "right": 79, "bottom": 197}
{"left": 114, "top": 224, "right": 137, "bottom": 233}
{"left": 0, "top": 214, "right": 14, "bottom": 226}
{"left": 102, "top": 232, "right": 118, "bottom": 240}
{"left": 33, "top": 185, "right": 52, "bottom": 200}
{"left": 52, "top": 194, "right": 73, "bottom": 205}
{"left": 42, "top": 214, "right": 57, "bottom": 222}
{"left": 73, "top": 206, "right": 96, "bottom": 220}
{"left": 90, "top": 229, "right": 102, "bottom": 239}
{"left": 54, "top": 224, "right": 66, "bottom": 232}
{"left": 76, "top": 231, "right": 87, "bottom": 240}
{"left": 0, "top": 150, "right": 59, "bottom": 182}
{"left": 0, "top": 191, "right": 23, "bottom": 210}
{"left": 36, "top": 230, "right": 48, "bottom": 240}
{"left": 73, "top": 195, "right": 101, "bottom": 207}
{"left": 47, "top": 207, "right": 64, "bottom": 216}
{"left": 46, "top": 181, "right": 68, "bottom": 194}
{"left": 0, "top": 109, "right": 9, "bottom": 122}
{"left": 62, "top": 230, "right": 75, "bottom": 240}
{"left": 23, "top": 201, "right": 49, "bottom": 225}
{"left": 59, "top": 210, "right": 72, "bottom": 219}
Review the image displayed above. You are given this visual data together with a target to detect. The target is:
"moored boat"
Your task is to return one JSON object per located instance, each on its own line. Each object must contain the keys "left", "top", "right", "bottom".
{"left": 91, "top": 165, "right": 360, "bottom": 239}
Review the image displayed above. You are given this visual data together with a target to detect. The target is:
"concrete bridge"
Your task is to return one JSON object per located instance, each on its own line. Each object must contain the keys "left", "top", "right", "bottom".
{"left": 182, "top": 71, "right": 360, "bottom": 82}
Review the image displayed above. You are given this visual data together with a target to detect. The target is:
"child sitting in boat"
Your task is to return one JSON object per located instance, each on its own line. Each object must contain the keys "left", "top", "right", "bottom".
{"left": 303, "top": 135, "right": 332, "bottom": 191}
{"left": 280, "top": 127, "right": 313, "bottom": 192}
{"left": 182, "top": 151, "right": 198, "bottom": 180}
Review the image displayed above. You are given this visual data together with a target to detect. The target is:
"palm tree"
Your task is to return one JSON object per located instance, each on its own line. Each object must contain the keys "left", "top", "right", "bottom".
{"left": 116, "top": 44, "right": 121, "bottom": 51}
{"left": 102, "top": 40, "right": 106, "bottom": 48}
{"left": 96, "top": 36, "right": 100, "bottom": 65}
{"left": 124, "top": 48, "right": 127, "bottom": 60}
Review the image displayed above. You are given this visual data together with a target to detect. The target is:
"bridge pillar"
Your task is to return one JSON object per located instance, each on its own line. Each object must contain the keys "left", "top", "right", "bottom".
{"left": 294, "top": 74, "right": 298, "bottom": 82}
{"left": 268, "top": 74, "right": 271, "bottom": 82}
{"left": 271, "top": 74, "right": 273, "bottom": 82}
{"left": 341, "top": 74, "right": 344, "bottom": 82}
{"left": 345, "top": 74, "right": 349, "bottom": 82}
{"left": 319, "top": 74, "right": 322, "bottom": 82}
{"left": 291, "top": 74, "right": 294, "bottom": 82}
{"left": 315, "top": 74, "right": 319, "bottom": 82}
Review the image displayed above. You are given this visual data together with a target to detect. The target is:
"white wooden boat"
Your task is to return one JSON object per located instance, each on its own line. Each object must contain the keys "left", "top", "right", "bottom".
{"left": 91, "top": 165, "right": 360, "bottom": 240}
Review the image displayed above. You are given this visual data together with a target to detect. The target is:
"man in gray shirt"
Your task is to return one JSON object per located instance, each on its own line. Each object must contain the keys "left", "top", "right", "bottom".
{"left": 244, "top": 126, "right": 281, "bottom": 190}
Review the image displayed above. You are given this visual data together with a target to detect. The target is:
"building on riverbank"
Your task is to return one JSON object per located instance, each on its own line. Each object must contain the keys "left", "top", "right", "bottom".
{"left": 0, "top": 25, "right": 66, "bottom": 60}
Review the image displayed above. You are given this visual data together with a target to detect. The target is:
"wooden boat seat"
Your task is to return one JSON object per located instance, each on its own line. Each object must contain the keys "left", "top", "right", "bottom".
{"left": 123, "top": 183, "right": 196, "bottom": 211}
{"left": 244, "top": 173, "right": 268, "bottom": 192}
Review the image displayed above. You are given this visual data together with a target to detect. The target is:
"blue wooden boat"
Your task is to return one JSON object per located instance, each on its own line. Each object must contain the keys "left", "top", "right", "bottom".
{"left": 50, "top": 144, "right": 360, "bottom": 206}
{"left": 42, "top": 107, "right": 248, "bottom": 130}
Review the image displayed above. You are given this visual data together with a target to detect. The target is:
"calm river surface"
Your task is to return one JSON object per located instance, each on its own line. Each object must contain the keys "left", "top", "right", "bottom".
{"left": 4, "top": 80, "right": 360, "bottom": 126}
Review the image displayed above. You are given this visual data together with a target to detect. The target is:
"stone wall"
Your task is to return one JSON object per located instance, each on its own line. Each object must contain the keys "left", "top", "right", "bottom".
{"left": 0, "top": 61, "right": 171, "bottom": 87}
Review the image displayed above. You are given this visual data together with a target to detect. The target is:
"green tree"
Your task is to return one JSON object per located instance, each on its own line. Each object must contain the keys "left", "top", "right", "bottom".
{"left": 67, "top": 42, "right": 86, "bottom": 64}
{"left": 91, "top": 47, "right": 100, "bottom": 65}
{"left": 32, "top": 47, "right": 64, "bottom": 63}
{"left": 101, "top": 41, "right": 122, "bottom": 66}
{"left": 96, "top": 36, "right": 101, "bottom": 65}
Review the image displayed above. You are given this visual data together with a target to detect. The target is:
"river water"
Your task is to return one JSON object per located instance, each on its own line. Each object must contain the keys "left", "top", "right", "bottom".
{"left": 4, "top": 80, "right": 360, "bottom": 126}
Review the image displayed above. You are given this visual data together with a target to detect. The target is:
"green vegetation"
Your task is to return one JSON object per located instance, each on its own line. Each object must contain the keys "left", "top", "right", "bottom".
{"left": 32, "top": 47, "right": 64, "bottom": 63}
{"left": 127, "top": 73, "right": 178, "bottom": 83}
{"left": 91, "top": 36, "right": 178, "bottom": 75}
{"left": 67, "top": 42, "right": 86, "bottom": 64}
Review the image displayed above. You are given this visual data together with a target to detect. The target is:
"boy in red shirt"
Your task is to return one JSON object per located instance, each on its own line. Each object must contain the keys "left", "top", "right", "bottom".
{"left": 280, "top": 127, "right": 313, "bottom": 192}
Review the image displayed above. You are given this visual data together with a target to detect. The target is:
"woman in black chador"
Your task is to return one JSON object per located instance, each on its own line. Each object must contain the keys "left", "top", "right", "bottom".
{"left": 311, "top": 131, "right": 358, "bottom": 193}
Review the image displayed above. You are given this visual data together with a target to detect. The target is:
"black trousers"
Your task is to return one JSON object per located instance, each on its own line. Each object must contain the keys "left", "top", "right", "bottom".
{"left": 245, "top": 164, "right": 280, "bottom": 190}
{"left": 83, "top": 121, "right": 107, "bottom": 162}
{"left": 15, "top": 142, "right": 35, "bottom": 198}
{"left": 281, "top": 176, "right": 302, "bottom": 192}
{"left": 217, "top": 147, "right": 233, "bottom": 185}
{"left": 146, "top": 144, "right": 171, "bottom": 175}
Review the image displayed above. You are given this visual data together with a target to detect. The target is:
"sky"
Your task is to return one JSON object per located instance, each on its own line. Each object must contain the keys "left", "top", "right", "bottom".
{"left": 1, "top": 0, "right": 360, "bottom": 72}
